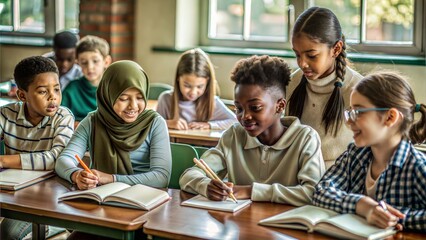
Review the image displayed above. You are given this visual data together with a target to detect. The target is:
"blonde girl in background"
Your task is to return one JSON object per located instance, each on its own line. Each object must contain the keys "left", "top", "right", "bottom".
{"left": 157, "top": 48, "right": 237, "bottom": 130}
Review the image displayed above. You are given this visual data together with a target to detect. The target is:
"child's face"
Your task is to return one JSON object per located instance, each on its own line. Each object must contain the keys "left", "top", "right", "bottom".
{"left": 346, "top": 91, "right": 390, "bottom": 147}
{"left": 178, "top": 74, "right": 208, "bottom": 102}
{"left": 77, "top": 51, "right": 111, "bottom": 86}
{"left": 54, "top": 48, "right": 77, "bottom": 77}
{"left": 113, "top": 87, "right": 145, "bottom": 123}
{"left": 292, "top": 33, "right": 337, "bottom": 80}
{"left": 17, "top": 72, "right": 61, "bottom": 125}
{"left": 234, "top": 84, "right": 284, "bottom": 143}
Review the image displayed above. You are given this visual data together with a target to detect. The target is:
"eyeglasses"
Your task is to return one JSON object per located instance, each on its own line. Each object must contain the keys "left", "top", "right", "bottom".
{"left": 344, "top": 107, "right": 390, "bottom": 122}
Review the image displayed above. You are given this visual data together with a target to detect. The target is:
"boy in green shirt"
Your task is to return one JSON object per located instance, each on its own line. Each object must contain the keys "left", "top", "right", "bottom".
{"left": 61, "top": 35, "right": 111, "bottom": 124}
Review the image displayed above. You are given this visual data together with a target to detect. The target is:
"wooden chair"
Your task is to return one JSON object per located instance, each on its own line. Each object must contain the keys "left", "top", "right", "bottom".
{"left": 148, "top": 83, "right": 173, "bottom": 100}
{"left": 169, "top": 143, "right": 198, "bottom": 189}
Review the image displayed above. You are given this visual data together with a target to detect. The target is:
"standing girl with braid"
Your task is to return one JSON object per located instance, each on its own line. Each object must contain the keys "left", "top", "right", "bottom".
{"left": 287, "top": 7, "right": 363, "bottom": 168}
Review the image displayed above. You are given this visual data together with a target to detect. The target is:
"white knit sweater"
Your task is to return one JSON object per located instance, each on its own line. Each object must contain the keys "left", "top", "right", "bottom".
{"left": 286, "top": 67, "right": 363, "bottom": 169}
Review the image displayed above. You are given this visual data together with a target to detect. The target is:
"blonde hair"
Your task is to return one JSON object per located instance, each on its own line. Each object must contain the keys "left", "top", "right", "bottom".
{"left": 171, "top": 48, "right": 217, "bottom": 121}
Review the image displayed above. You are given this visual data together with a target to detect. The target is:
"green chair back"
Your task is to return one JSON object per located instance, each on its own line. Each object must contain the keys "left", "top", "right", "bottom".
{"left": 169, "top": 143, "right": 198, "bottom": 189}
{"left": 194, "top": 146, "right": 209, "bottom": 159}
{"left": 148, "top": 83, "right": 173, "bottom": 100}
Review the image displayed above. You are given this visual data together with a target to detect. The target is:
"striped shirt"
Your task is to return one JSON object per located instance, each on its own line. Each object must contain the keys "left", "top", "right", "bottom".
{"left": 0, "top": 102, "right": 74, "bottom": 170}
{"left": 313, "top": 140, "right": 426, "bottom": 231}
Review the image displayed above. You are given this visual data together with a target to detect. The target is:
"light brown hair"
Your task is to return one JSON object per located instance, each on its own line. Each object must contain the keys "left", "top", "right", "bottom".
{"left": 171, "top": 48, "right": 217, "bottom": 121}
{"left": 355, "top": 72, "right": 426, "bottom": 144}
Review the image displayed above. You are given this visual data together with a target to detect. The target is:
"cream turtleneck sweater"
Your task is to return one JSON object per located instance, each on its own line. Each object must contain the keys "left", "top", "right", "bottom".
{"left": 286, "top": 67, "right": 363, "bottom": 169}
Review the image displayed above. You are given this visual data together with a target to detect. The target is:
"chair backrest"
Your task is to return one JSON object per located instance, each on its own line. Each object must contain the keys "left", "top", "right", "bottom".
{"left": 193, "top": 146, "right": 209, "bottom": 159}
{"left": 169, "top": 142, "right": 198, "bottom": 189}
{"left": 148, "top": 82, "right": 173, "bottom": 100}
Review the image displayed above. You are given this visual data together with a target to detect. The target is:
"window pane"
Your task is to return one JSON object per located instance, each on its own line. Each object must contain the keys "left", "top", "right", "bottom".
{"left": 365, "top": 0, "right": 413, "bottom": 43}
{"left": 0, "top": 0, "right": 12, "bottom": 27}
{"left": 249, "top": 0, "right": 288, "bottom": 41}
{"left": 19, "top": 0, "right": 44, "bottom": 33}
{"left": 65, "top": 0, "right": 79, "bottom": 30}
{"left": 311, "top": 0, "right": 361, "bottom": 43}
{"left": 209, "top": 0, "right": 243, "bottom": 39}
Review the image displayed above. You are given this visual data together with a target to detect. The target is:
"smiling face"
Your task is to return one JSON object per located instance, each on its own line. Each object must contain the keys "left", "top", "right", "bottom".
{"left": 77, "top": 50, "right": 110, "bottom": 86}
{"left": 234, "top": 84, "right": 285, "bottom": 145}
{"left": 346, "top": 90, "right": 390, "bottom": 147}
{"left": 18, "top": 72, "right": 61, "bottom": 125}
{"left": 178, "top": 73, "right": 208, "bottom": 102}
{"left": 113, "top": 87, "right": 146, "bottom": 123}
{"left": 292, "top": 33, "right": 337, "bottom": 80}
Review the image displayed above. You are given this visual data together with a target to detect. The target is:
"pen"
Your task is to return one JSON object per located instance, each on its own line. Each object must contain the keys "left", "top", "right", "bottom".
{"left": 193, "top": 158, "right": 238, "bottom": 203}
{"left": 378, "top": 200, "right": 388, "bottom": 212}
{"left": 75, "top": 154, "right": 93, "bottom": 175}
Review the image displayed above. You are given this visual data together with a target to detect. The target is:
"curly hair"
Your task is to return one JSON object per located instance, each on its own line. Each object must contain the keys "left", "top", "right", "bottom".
{"left": 14, "top": 56, "right": 59, "bottom": 91}
{"left": 230, "top": 55, "right": 291, "bottom": 99}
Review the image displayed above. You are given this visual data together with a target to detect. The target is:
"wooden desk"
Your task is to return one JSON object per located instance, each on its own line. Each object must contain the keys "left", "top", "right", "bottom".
{"left": 142, "top": 189, "right": 425, "bottom": 240}
{"left": 168, "top": 129, "right": 223, "bottom": 147}
{"left": 0, "top": 177, "right": 147, "bottom": 240}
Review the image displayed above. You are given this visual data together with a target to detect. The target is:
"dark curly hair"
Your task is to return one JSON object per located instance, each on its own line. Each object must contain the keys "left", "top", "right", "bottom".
{"left": 230, "top": 55, "right": 291, "bottom": 99}
{"left": 14, "top": 56, "right": 59, "bottom": 91}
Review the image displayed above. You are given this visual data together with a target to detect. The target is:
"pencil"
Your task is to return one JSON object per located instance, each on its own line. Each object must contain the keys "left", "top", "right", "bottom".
{"left": 75, "top": 154, "right": 93, "bottom": 175}
{"left": 193, "top": 158, "right": 238, "bottom": 203}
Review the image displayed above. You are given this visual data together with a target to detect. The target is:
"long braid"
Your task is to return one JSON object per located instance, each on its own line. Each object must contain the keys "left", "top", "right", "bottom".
{"left": 322, "top": 36, "right": 347, "bottom": 136}
{"left": 288, "top": 76, "right": 308, "bottom": 118}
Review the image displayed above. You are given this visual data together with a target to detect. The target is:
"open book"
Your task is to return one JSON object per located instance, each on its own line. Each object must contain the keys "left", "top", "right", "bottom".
{"left": 181, "top": 194, "right": 251, "bottom": 213}
{"left": 0, "top": 169, "right": 55, "bottom": 190}
{"left": 259, "top": 205, "right": 397, "bottom": 240}
{"left": 58, "top": 182, "right": 171, "bottom": 210}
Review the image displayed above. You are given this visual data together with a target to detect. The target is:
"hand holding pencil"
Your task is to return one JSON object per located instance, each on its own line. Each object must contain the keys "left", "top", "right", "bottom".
{"left": 193, "top": 158, "right": 238, "bottom": 203}
{"left": 74, "top": 154, "right": 98, "bottom": 189}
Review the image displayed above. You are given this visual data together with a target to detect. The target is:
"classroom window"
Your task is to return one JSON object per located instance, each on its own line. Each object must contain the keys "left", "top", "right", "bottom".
{"left": 201, "top": 0, "right": 424, "bottom": 56}
{"left": 0, "top": 0, "right": 79, "bottom": 42}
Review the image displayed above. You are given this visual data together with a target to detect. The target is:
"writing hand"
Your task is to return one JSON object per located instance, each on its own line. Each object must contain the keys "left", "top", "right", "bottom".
{"left": 73, "top": 170, "right": 98, "bottom": 190}
{"left": 207, "top": 179, "right": 234, "bottom": 201}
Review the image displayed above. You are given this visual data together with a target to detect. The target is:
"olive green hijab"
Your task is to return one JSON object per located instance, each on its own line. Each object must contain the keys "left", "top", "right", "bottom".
{"left": 91, "top": 60, "right": 159, "bottom": 174}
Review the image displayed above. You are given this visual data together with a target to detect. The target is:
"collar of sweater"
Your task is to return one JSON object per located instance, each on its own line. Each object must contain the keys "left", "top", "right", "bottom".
{"left": 306, "top": 71, "right": 338, "bottom": 94}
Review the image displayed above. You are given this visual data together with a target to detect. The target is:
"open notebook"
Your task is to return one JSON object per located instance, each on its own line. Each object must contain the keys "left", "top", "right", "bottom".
{"left": 58, "top": 182, "right": 171, "bottom": 210}
{"left": 259, "top": 205, "right": 397, "bottom": 240}
{"left": 181, "top": 194, "right": 251, "bottom": 213}
{"left": 0, "top": 169, "right": 55, "bottom": 190}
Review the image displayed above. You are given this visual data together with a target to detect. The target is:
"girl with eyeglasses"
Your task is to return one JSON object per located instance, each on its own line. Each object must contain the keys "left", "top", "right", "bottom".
{"left": 313, "top": 72, "right": 426, "bottom": 231}
{"left": 287, "top": 7, "right": 364, "bottom": 169}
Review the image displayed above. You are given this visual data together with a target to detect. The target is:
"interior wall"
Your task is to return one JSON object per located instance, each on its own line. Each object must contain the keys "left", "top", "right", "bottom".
{"left": 1, "top": 1, "right": 425, "bottom": 103}
{"left": 0, "top": 45, "right": 51, "bottom": 81}
{"left": 134, "top": 1, "right": 426, "bottom": 102}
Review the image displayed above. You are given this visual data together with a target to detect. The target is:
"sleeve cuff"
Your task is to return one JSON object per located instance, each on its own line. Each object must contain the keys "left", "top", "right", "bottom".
{"left": 251, "top": 182, "right": 273, "bottom": 202}
{"left": 343, "top": 194, "right": 364, "bottom": 213}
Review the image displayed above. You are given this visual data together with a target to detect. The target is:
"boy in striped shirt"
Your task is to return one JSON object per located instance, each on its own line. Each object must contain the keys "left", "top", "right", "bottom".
{"left": 0, "top": 56, "right": 74, "bottom": 170}
{"left": 0, "top": 56, "right": 74, "bottom": 238}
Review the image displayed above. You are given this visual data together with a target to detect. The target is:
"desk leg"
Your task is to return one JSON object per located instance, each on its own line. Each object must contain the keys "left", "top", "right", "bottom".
{"left": 32, "top": 223, "right": 46, "bottom": 240}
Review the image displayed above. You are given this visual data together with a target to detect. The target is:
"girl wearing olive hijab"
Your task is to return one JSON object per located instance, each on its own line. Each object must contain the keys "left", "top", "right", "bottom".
{"left": 56, "top": 60, "right": 171, "bottom": 189}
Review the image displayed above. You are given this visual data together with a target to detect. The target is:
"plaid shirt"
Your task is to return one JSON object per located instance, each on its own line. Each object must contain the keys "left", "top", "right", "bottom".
{"left": 313, "top": 140, "right": 426, "bottom": 231}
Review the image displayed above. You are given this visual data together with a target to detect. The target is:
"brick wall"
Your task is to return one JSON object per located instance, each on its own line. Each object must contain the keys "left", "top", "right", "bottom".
{"left": 79, "top": 0, "right": 134, "bottom": 61}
